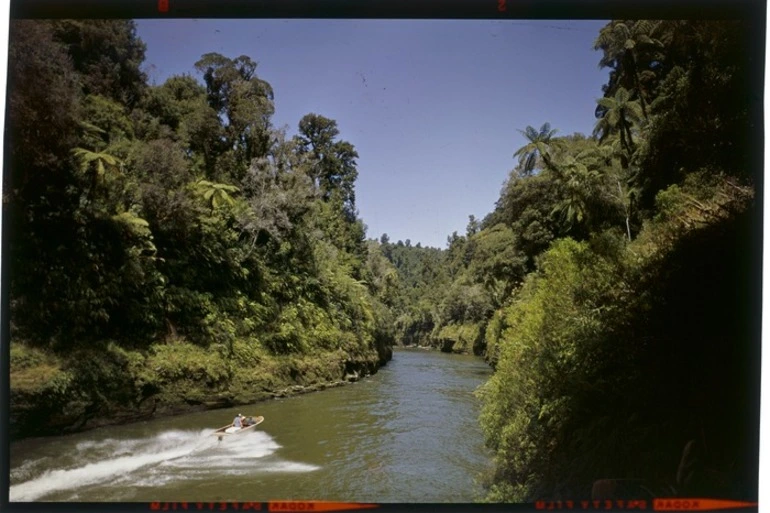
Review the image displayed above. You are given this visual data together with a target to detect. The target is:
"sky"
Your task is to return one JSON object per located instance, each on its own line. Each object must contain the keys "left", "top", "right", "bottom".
{"left": 135, "top": 19, "right": 611, "bottom": 249}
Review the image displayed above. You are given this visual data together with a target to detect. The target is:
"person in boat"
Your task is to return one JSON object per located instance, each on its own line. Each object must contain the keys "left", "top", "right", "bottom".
{"left": 233, "top": 413, "right": 243, "bottom": 428}
{"left": 243, "top": 416, "right": 255, "bottom": 427}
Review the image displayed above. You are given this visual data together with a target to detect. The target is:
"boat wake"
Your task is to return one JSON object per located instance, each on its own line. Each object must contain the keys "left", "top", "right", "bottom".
{"left": 9, "top": 429, "right": 319, "bottom": 502}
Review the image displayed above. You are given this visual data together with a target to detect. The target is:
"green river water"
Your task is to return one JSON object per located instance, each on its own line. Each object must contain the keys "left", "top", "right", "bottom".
{"left": 9, "top": 348, "right": 493, "bottom": 503}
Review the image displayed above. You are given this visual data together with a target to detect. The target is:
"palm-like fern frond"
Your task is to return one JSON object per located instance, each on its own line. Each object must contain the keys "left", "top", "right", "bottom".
{"left": 193, "top": 179, "right": 240, "bottom": 209}
{"left": 594, "top": 87, "right": 644, "bottom": 158}
{"left": 71, "top": 148, "right": 123, "bottom": 198}
{"left": 112, "top": 210, "right": 157, "bottom": 255}
{"left": 72, "top": 148, "right": 121, "bottom": 177}
{"left": 594, "top": 20, "right": 666, "bottom": 120}
{"left": 513, "top": 123, "right": 559, "bottom": 175}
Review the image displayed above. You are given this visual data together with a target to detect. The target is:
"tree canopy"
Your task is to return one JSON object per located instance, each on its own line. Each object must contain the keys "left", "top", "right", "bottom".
{"left": 7, "top": 19, "right": 760, "bottom": 501}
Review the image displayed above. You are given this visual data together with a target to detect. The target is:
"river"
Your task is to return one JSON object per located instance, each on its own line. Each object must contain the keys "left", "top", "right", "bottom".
{"left": 9, "top": 348, "right": 493, "bottom": 503}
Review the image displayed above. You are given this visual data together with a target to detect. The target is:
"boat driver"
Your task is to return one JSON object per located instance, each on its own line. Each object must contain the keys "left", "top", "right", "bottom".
{"left": 233, "top": 413, "right": 243, "bottom": 428}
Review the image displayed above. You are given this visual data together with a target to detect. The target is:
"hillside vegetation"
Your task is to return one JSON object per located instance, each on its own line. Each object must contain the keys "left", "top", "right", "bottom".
{"left": 6, "top": 19, "right": 760, "bottom": 502}
{"left": 7, "top": 20, "right": 395, "bottom": 437}
{"left": 364, "top": 20, "right": 760, "bottom": 500}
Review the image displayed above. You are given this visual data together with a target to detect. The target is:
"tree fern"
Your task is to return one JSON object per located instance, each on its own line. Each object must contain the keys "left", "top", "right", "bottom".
{"left": 193, "top": 179, "right": 240, "bottom": 209}
{"left": 513, "top": 123, "right": 559, "bottom": 175}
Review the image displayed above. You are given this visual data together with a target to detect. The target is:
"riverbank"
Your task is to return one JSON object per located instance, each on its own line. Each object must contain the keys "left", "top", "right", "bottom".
{"left": 399, "top": 321, "right": 485, "bottom": 356}
{"left": 9, "top": 339, "right": 392, "bottom": 440}
{"left": 10, "top": 348, "right": 492, "bottom": 502}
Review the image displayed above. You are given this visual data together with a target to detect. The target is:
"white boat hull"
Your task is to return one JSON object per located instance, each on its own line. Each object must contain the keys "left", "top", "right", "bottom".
{"left": 212, "top": 416, "right": 264, "bottom": 441}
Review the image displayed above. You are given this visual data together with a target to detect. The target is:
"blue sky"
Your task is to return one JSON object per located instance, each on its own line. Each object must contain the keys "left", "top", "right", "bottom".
{"left": 136, "top": 19, "right": 611, "bottom": 248}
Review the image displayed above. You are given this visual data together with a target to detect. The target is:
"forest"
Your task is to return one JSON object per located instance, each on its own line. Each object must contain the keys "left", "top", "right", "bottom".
{"left": 7, "top": 19, "right": 395, "bottom": 438}
{"left": 380, "top": 20, "right": 761, "bottom": 501}
{"left": 6, "top": 19, "right": 761, "bottom": 501}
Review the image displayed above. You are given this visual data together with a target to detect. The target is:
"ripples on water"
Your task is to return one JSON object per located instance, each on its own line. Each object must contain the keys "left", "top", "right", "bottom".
{"left": 10, "top": 349, "right": 492, "bottom": 503}
{"left": 10, "top": 429, "right": 319, "bottom": 501}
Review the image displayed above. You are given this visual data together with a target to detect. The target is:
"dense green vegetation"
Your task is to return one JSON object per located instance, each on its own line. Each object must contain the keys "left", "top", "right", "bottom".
{"left": 354, "top": 19, "right": 760, "bottom": 501}
{"left": 6, "top": 18, "right": 759, "bottom": 502}
{"left": 376, "top": 20, "right": 760, "bottom": 501}
{"left": 375, "top": 226, "right": 515, "bottom": 355}
{"left": 7, "top": 20, "right": 393, "bottom": 437}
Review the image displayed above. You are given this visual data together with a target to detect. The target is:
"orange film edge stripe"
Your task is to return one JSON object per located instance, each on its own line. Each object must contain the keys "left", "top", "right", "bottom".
{"left": 653, "top": 499, "right": 758, "bottom": 511}
{"left": 267, "top": 502, "right": 379, "bottom": 512}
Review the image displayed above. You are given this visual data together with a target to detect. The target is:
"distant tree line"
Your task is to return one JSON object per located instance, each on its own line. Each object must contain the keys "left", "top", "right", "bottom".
{"left": 368, "top": 20, "right": 760, "bottom": 502}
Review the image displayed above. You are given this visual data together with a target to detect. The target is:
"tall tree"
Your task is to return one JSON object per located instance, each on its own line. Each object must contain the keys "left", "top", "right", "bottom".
{"left": 594, "top": 20, "right": 665, "bottom": 120}
{"left": 513, "top": 123, "right": 559, "bottom": 176}
{"left": 51, "top": 20, "right": 147, "bottom": 108}
{"left": 293, "top": 113, "right": 364, "bottom": 264}
{"left": 7, "top": 21, "right": 81, "bottom": 188}
{"left": 194, "top": 53, "right": 275, "bottom": 181}
{"left": 594, "top": 87, "right": 643, "bottom": 166}
{"left": 7, "top": 20, "right": 83, "bottom": 341}
{"left": 295, "top": 114, "right": 359, "bottom": 217}
{"left": 551, "top": 153, "right": 602, "bottom": 235}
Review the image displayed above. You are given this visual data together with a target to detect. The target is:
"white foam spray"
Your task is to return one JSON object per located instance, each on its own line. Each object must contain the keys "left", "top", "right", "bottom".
{"left": 9, "top": 428, "right": 318, "bottom": 502}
